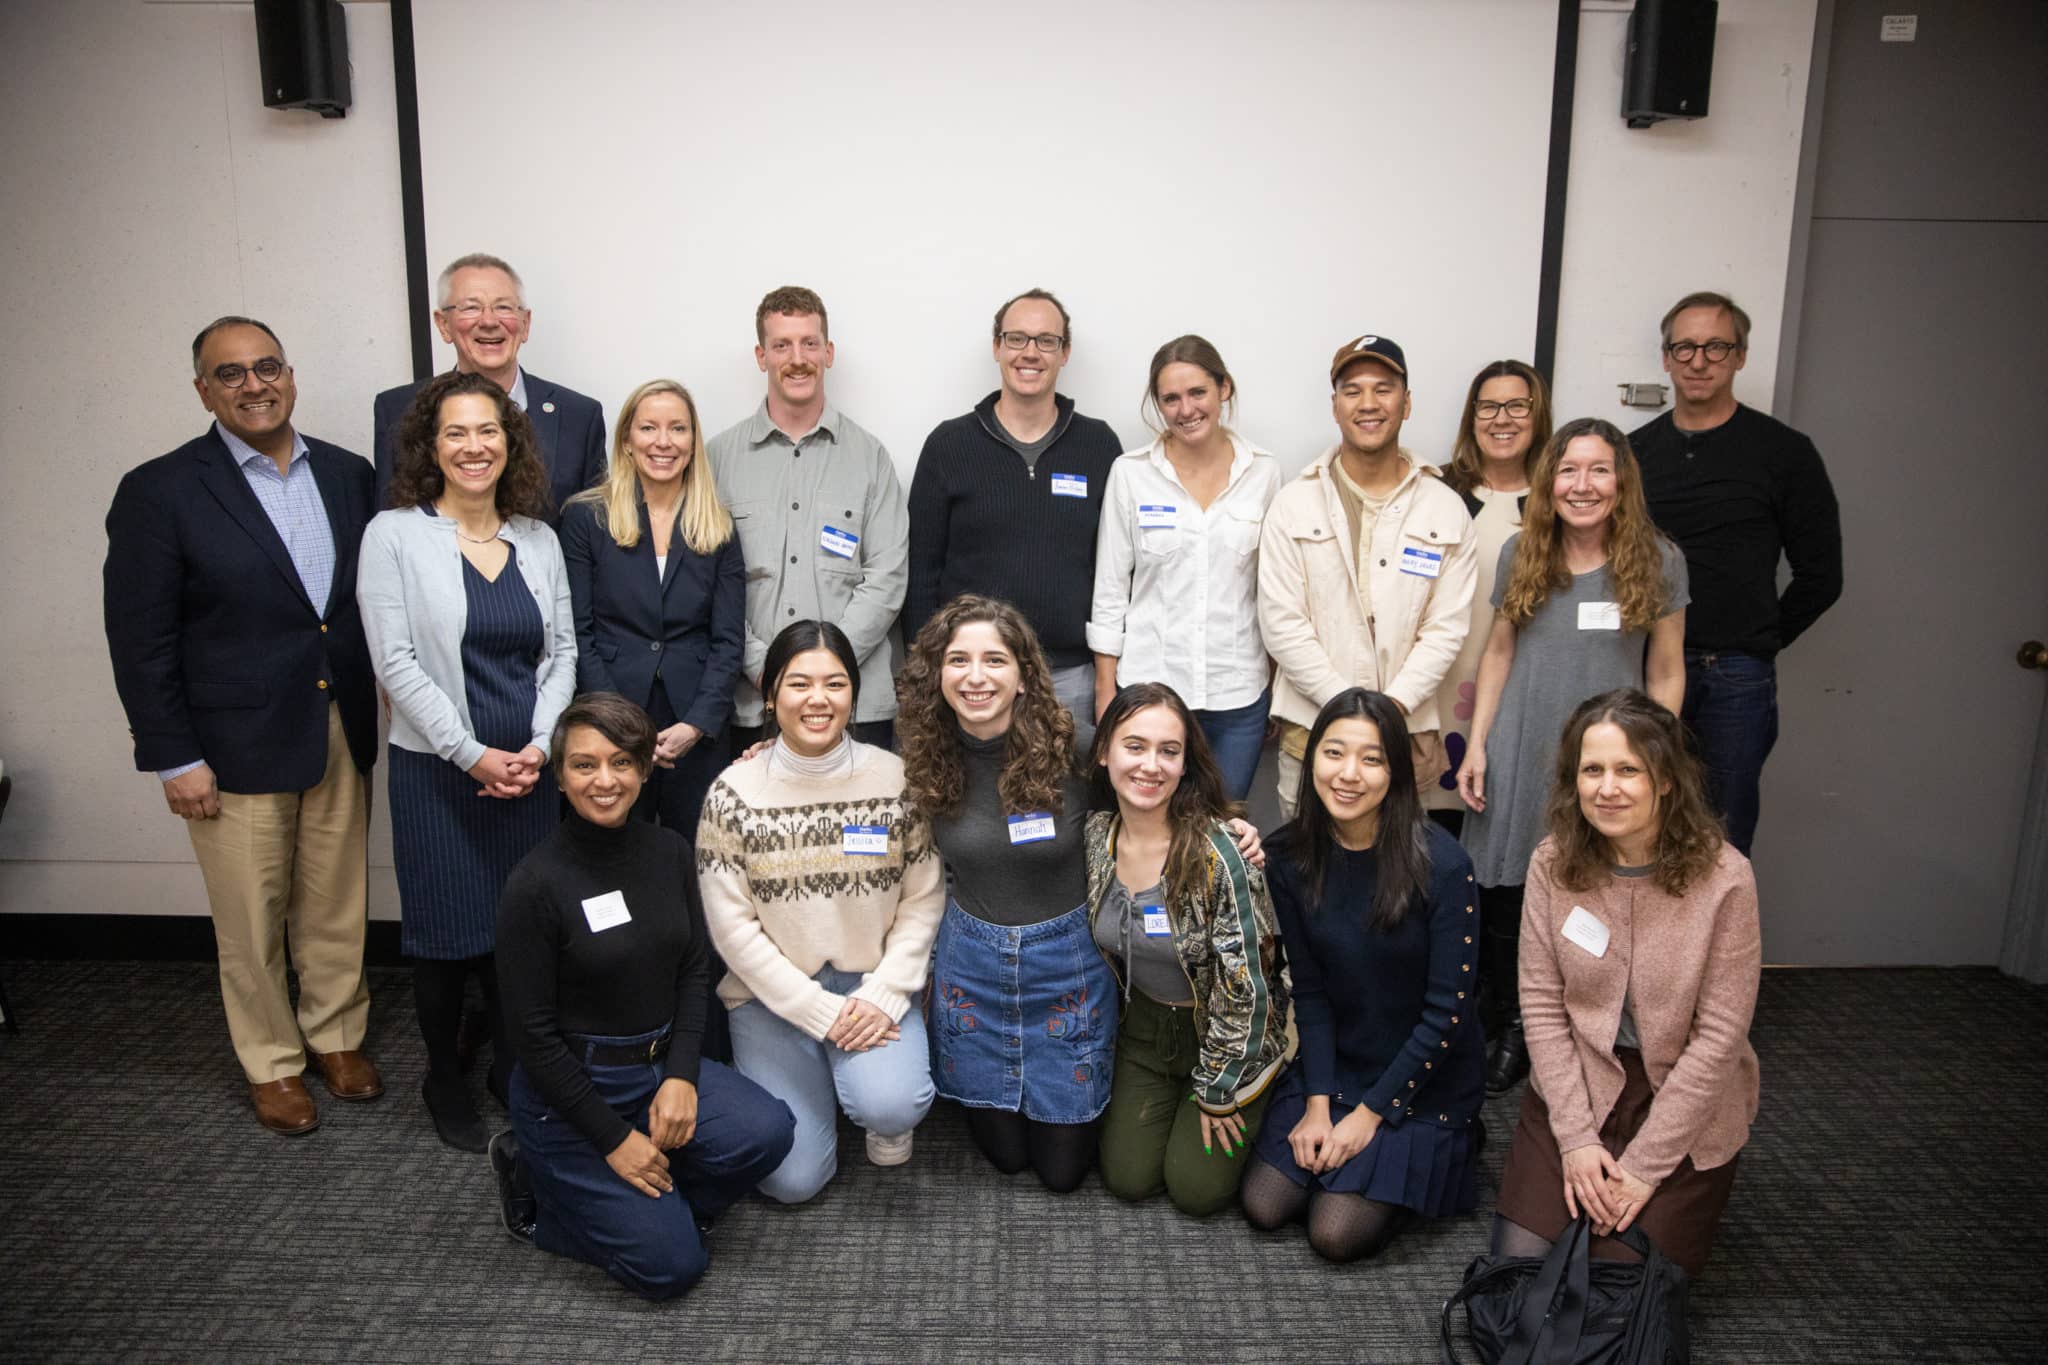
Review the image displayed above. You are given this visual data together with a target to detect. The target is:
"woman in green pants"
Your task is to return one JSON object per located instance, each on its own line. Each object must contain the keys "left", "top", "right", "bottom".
{"left": 1087, "top": 682, "right": 1291, "bottom": 1216}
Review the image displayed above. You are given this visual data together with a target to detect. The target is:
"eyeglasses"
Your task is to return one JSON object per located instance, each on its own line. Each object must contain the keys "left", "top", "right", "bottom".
{"left": 1664, "top": 340, "right": 1740, "bottom": 363}
{"left": 210, "top": 358, "right": 286, "bottom": 388}
{"left": 440, "top": 301, "right": 528, "bottom": 322}
{"left": 1474, "top": 398, "right": 1533, "bottom": 420}
{"left": 998, "top": 331, "right": 1066, "bottom": 353}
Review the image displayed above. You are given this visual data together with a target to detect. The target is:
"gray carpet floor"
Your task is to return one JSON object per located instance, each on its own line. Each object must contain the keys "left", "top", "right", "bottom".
{"left": 0, "top": 960, "right": 2041, "bottom": 1363}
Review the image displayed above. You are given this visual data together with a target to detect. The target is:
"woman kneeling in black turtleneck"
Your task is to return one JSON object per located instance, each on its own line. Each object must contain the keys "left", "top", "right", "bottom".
{"left": 491, "top": 693, "right": 795, "bottom": 1301}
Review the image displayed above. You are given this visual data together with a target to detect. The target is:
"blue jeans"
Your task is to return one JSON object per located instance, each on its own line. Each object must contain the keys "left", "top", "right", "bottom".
{"left": 509, "top": 1036, "right": 795, "bottom": 1301}
{"left": 1196, "top": 688, "right": 1271, "bottom": 803}
{"left": 728, "top": 966, "right": 935, "bottom": 1204}
{"left": 1681, "top": 650, "right": 1778, "bottom": 857}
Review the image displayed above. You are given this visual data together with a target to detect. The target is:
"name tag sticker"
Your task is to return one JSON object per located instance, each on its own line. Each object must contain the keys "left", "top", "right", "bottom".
{"left": 581, "top": 890, "right": 632, "bottom": 934}
{"left": 1399, "top": 545, "right": 1443, "bottom": 578}
{"left": 1137, "top": 504, "right": 1178, "bottom": 529}
{"left": 820, "top": 524, "right": 859, "bottom": 559}
{"left": 842, "top": 824, "right": 889, "bottom": 856}
{"left": 1578, "top": 601, "right": 1622, "bottom": 631}
{"left": 1141, "top": 905, "right": 1172, "bottom": 938}
{"left": 1561, "top": 905, "right": 1610, "bottom": 958}
{"left": 1007, "top": 813, "right": 1056, "bottom": 844}
{"left": 1049, "top": 473, "right": 1087, "bottom": 499}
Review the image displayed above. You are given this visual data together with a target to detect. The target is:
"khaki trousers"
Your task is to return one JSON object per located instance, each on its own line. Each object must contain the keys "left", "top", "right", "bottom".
{"left": 184, "top": 702, "right": 370, "bottom": 1083}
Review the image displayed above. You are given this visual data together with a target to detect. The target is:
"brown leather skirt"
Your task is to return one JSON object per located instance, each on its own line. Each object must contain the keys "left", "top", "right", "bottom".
{"left": 1496, "top": 1047, "right": 1739, "bottom": 1278}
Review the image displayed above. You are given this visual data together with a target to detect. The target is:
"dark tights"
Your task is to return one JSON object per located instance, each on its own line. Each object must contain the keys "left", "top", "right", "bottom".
{"left": 1241, "top": 1158, "right": 1409, "bottom": 1262}
{"left": 963, "top": 1108, "right": 1097, "bottom": 1194}
{"left": 412, "top": 954, "right": 507, "bottom": 1097}
{"left": 1478, "top": 883, "right": 1527, "bottom": 1037}
{"left": 1490, "top": 1214, "right": 1644, "bottom": 1265}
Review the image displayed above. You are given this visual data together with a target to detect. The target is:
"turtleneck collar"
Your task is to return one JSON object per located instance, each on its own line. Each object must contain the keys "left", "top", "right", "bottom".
{"left": 955, "top": 720, "right": 1010, "bottom": 759}
{"left": 767, "top": 732, "right": 856, "bottom": 781}
{"left": 559, "top": 806, "right": 636, "bottom": 856}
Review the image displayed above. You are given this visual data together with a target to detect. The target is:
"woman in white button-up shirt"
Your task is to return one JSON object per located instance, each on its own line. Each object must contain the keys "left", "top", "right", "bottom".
{"left": 1087, "top": 336, "right": 1282, "bottom": 799}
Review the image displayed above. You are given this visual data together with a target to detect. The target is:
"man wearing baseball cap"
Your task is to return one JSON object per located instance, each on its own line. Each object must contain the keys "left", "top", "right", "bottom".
{"left": 1256, "top": 334, "right": 1477, "bottom": 817}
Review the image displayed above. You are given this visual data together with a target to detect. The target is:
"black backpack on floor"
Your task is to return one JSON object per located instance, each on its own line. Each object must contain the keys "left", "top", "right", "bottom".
{"left": 1439, "top": 1215, "right": 1690, "bottom": 1364}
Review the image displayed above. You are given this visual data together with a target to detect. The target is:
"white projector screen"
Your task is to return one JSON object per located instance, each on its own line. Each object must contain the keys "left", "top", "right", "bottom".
{"left": 414, "top": 0, "right": 1556, "bottom": 479}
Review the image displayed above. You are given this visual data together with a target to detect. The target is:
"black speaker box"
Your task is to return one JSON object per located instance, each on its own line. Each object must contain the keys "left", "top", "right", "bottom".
{"left": 1623, "top": 0, "right": 1717, "bottom": 128}
{"left": 255, "top": 0, "right": 351, "bottom": 119}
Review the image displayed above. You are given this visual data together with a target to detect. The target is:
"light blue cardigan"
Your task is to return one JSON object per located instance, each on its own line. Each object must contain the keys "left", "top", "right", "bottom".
{"left": 357, "top": 505, "right": 577, "bottom": 772}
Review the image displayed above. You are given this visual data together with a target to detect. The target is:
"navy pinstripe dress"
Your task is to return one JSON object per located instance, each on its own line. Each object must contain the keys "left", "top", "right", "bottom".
{"left": 388, "top": 548, "right": 558, "bottom": 959}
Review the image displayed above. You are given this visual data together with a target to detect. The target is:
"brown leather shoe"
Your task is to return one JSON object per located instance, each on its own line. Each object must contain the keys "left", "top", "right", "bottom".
{"left": 249, "top": 1077, "right": 320, "bottom": 1135}
{"left": 306, "top": 1048, "right": 385, "bottom": 1101}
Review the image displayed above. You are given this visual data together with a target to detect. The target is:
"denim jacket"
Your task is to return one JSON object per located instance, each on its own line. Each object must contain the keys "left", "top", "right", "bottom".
{"left": 1085, "top": 812, "right": 1291, "bottom": 1114}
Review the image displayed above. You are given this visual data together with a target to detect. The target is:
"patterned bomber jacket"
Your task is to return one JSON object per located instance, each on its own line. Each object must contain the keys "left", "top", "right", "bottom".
{"left": 1084, "top": 811, "right": 1293, "bottom": 1115}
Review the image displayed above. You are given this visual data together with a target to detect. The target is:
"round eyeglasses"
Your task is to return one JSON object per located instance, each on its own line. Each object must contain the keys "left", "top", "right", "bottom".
{"left": 1664, "top": 340, "right": 1740, "bottom": 364}
{"left": 210, "top": 358, "right": 286, "bottom": 389}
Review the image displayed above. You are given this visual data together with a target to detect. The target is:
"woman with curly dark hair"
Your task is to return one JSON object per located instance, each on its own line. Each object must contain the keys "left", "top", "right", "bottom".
{"left": 898, "top": 595, "right": 1117, "bottom": 1191}
{"left": 359, "top": 369, "right": 575, "bottom": 1150}
{"left": 1492, "top": 688, "right": 1759, "bottom": 1279}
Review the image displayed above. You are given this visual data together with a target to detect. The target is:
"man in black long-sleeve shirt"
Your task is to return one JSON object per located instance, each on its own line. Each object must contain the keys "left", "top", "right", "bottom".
{"left": 1631, "top": 291, "right": 1843, "bottom": 855}
{"left": 905, "top": 289, "right": 1122, "bottom": 749}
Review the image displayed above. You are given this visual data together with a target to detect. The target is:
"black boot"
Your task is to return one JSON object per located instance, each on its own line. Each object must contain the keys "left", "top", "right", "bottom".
{"left": 423, "top": 1075, "right": 488, "bottom": 1152}
{"left": 1485, "top": 1022, "right": 1530, "bottom": 1095}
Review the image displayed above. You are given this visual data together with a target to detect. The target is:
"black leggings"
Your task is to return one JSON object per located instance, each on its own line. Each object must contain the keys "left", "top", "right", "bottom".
{"left": 1478, "top": 883, "right": 1527, "bottom": 1034}
{"left": 963, "top": 1107, "right": 1097, "bottom": 1194}
{"left": 411, "top": 954, "right": 504, "bottom": 1091}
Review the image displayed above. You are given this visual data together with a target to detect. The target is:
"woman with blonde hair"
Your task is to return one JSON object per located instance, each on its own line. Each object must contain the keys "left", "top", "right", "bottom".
{"left": 1426, "top": 360, "right": 1553, "bottom": 828}
{"left": 1456, "top": 417, "right": 1686, "bottom": 1093}
{"left": 560, "top": 379, "right": 742, "bottom": 839}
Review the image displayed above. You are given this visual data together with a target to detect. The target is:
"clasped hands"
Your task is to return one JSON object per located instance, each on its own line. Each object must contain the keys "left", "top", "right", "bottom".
{"left": 1287, "top": 1094, "right": 1381, "bottom": 1173}
{"left": 1562, "top": 1145, "right": 1657, "bottom": 1235}
{"left": 604, "top": 1077, "right": 700, "bottom": 1198}
{"left": 652, "top": 721, "right": 702, "bottom": 770}
{"left": 826, "top": 997, "right": 899, "bottom": 1053}
{"left": 468, "top": 744, "right": 547, "bottom": 799}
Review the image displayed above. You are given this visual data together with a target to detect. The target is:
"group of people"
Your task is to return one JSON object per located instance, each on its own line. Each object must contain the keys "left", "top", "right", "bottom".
{"left": 102, "top": 252, "right": 1841, "bottom": 1303}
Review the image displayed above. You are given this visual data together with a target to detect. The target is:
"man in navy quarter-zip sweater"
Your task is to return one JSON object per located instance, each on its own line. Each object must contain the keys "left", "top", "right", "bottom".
{"left": 906, "top": 289, "right": 1123, "bottom": 748}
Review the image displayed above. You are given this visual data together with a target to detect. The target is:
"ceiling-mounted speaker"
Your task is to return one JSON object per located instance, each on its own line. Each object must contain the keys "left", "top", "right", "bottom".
{"left": 255, "top": 0, "right": 351, "bottom": 119}
{"left": 1623, "top": 0, "right": 1718, "bottom": 129}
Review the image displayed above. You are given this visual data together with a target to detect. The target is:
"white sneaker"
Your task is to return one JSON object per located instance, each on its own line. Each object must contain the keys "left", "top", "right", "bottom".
{"left": 864, "top": 1129, "right": 914, "bottom": 1167}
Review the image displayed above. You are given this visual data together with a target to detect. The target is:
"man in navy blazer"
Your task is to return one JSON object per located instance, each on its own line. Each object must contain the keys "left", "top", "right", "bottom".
{"left": 104, "top": 317, "right": 383, "bottom": 1136}
{"left": 371, "top": 252, "right": 606, "bottom": 520}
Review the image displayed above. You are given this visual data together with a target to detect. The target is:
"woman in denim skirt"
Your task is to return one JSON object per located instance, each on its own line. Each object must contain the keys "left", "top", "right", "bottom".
{"left": 898, "top": 596, "right": 1117, "bottom": 1191}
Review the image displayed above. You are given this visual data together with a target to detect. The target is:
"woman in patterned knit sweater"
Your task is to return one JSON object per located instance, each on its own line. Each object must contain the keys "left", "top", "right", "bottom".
{"left": 696, "top": 621, "right": 944, "bottom": 1204}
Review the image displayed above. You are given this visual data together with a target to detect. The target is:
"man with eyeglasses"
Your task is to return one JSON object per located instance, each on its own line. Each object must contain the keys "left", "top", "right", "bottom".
{"left": 707, "top": 285, "right": 908, "bottom": 749}
{"left": 103, "top": 317, "right": 383, "bottom": 1135}
{"left": 1630, "top": 290, "right": 1842, "bottom": 855}
{"left": 905, "top": 289, "right": 1122, "bottom": 747}
{"left": 370, "top": 252, "right": 607, "bottom": 521}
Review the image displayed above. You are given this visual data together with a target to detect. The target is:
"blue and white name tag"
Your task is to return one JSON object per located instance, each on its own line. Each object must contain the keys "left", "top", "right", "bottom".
{"left": 1049, "top": 473, "right": 1087, "bottom": 498}
{"left": 1007, "top": 813, "right": 1056, "bottom": 844}
{"left": 842, "top": 824, "right": 889, "bottom": 856}
{"left": 1137, "top": 504, "right": 1178, "bottom": 529}
{"left": 1399, "top": 545, "right": 1443, "bottom": 579}
{"left": 820, "top": 524, "right": 859, "bottom": 559}
{"left": 1140, "top": 905, "right": 1172, "bottom": 938}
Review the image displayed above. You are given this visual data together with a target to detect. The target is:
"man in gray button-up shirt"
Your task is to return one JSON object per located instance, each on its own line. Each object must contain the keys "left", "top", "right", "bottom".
{"left": 707, "top": 286, "right": 908, "bottom": 744}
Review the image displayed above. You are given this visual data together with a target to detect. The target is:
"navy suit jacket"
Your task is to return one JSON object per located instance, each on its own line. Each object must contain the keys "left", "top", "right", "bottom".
{"left": 104, "top": 429, "right": 379, "bottom": 793}
{"left": 557, "top": 497, "right": 746, "bottom": 739}
{"left": 371, "top": 370, "right": 607, "bottom": 521}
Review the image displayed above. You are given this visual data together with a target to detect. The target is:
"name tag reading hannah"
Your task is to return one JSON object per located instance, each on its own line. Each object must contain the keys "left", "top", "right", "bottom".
{"left": 1399, "top": 545, "right": 1443, "bottom": 579}
{"left": 581, "top": 890, "right": 632, "bottom": 934}
{"left": 1141, "top": 904, "right": 1172, "bottom": 938}
{"left": 1049, "top": 473, "right": 1087, "bottom": 498}
{"left": 842, "top": 824, "right": 889, "bottom": 856}
{"left": 1136, "top": 504, "right": 1178, "bottom": 529}
{"left": 820, "top": 524, "right": 859, "bottom": 559}
{"left": 1561, "top": 905, "right": 1610, "bottom": 958}
{"left": 1007, "top": 813, "right": 1056, "bottom": 844}
{"left": 1578, "top": 601, "right": 1622, "bottom": 631}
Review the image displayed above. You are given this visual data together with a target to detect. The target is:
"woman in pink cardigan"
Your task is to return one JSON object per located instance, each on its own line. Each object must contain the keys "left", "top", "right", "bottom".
{"left": 1492, "top": 688, "right": 1760, "bottom": 1277}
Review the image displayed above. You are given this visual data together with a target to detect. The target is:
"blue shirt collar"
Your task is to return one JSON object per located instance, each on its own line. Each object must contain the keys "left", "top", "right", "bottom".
{"left": 215, "top": 420, "right": 309, "bottom": 471}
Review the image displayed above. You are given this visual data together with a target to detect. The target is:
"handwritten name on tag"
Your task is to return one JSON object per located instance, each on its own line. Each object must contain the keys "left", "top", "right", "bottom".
{"left": 820, "top": 525, "right": 859, "bottom": 559}
{"left": 1049, "top": 473, "right": 1087, "bottom": 498}
{"left": 1137, "top": 504, "right": 1178, "bottom": 529}
{"left": 1578, "top": 601, "right": 1622, "bottom": 631}
{"left": 1007, "top": 813, "right": 1056, "bottom": 844}
{"left": 581, "top": 890, "right": 632, "bottom": 933}
{"left": 1399, "top": 545, "right": 1443, "bottom": 579}
{"left": 843, "top": 824, "right": 889, "bottom": 856}
{"left": 1141, "top": 905, "right": 1172, "bottom": 938}
{"left": 1561, "top": 905, "right": 1610, "bottom": 958}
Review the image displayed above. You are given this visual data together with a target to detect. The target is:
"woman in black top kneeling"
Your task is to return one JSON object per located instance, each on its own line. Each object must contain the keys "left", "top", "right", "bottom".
{"left": 1243, "top": 688, "right": 1486, "bottom": 1261}
{"left": 492, "top": 693, "right": 795, "bottom": 1300}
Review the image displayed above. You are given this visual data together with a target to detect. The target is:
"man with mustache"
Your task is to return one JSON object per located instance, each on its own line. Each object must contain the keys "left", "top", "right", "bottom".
{"left": 1630, "top": 291, "right": 1842, "bottom": 855}
{"left": 708, "top": 286, "right": 908, "bottom": 748}
{"left": 904, "top": 288, "right": 1121, "bottom": 751}
{"left": 104, "top": 317, "right": 383, "bottom": 1135}
{"left": 371, "top": 252, "right": 606, "bottom": 523}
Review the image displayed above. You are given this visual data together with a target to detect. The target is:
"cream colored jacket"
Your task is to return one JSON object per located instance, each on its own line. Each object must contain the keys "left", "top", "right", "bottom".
{"left": 1256, "top": 448, "right": 1476, "bottom": 733}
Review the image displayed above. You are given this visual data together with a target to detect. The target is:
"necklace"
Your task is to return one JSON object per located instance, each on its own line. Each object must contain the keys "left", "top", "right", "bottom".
{"left": 454, "top": 525, "right": 502, "bottom": 545}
